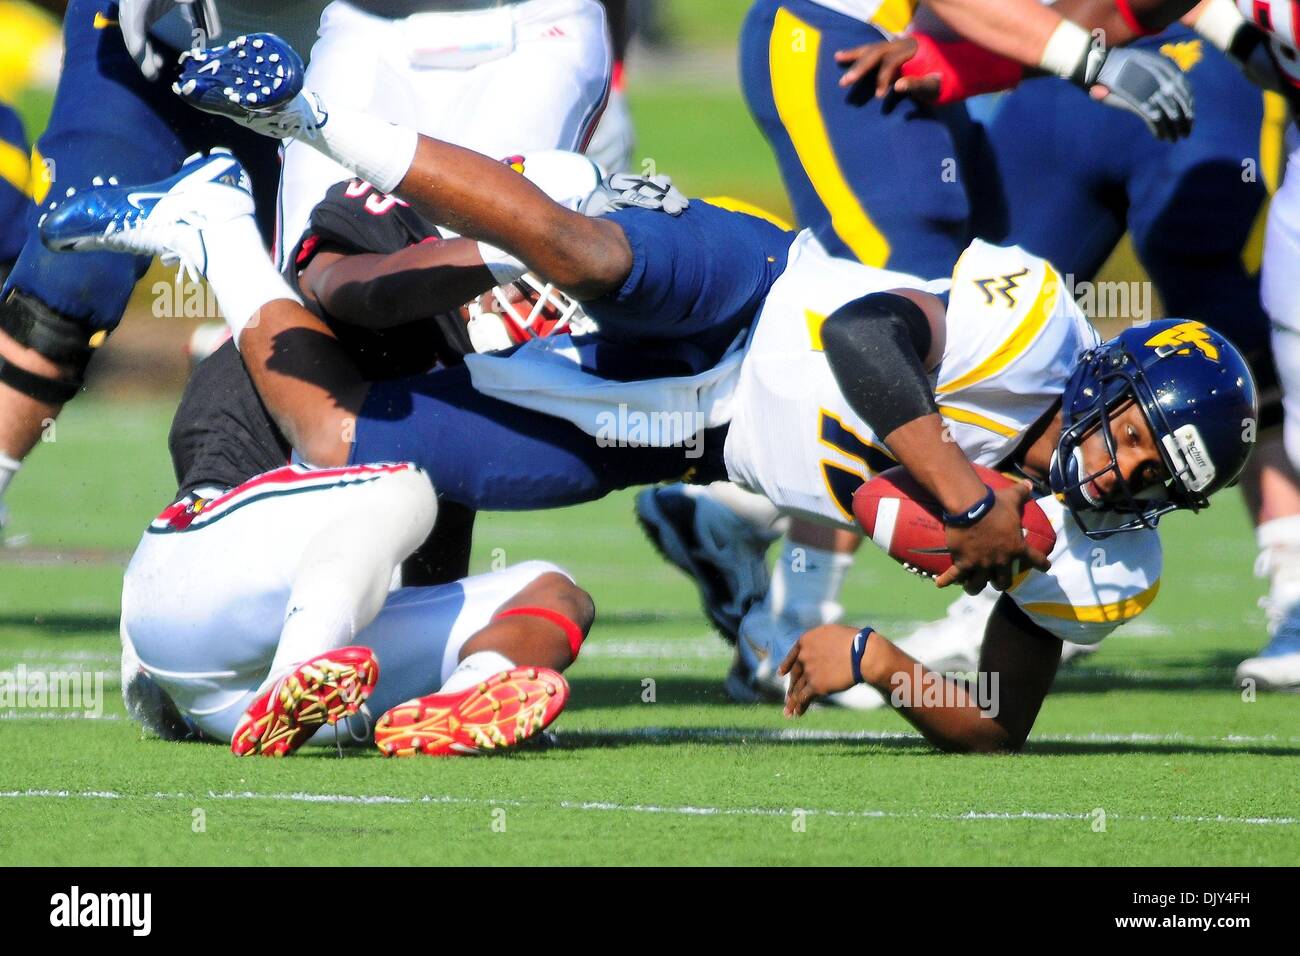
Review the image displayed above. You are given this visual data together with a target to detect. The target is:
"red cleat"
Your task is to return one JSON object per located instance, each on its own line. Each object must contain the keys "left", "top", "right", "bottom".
{"left": 375, "top": 666, "right": 569, "bottom": 757}
{"left": 232, "top": 646, "right": 379, "bottom": 757}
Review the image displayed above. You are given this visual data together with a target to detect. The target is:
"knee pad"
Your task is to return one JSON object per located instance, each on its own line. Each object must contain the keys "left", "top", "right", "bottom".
{"left": 0, "top": 288, "right": 102, "bottom": 403}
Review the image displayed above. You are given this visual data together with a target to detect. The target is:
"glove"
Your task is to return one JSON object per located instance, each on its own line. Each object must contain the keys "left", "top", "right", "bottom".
{"left": 120, "top": 0, "right": 222, "bottom": 81}
{"left": 585, "top": 172, "right": 689, "bottom": 216}
{"left": 1086, "top": 46, "right": 1195, "bottom": 142}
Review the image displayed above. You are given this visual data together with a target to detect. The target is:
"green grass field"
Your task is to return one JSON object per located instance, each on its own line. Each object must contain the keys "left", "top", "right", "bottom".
{"left": 1, "top": 398, "right": 1297, "bottom": 866}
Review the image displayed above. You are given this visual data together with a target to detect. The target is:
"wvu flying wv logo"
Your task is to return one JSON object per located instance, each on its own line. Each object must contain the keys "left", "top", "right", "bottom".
{"left": 1144, "top": 321, "right": 1220, "bottom": 361}
{"left": 973, "top": 268, "right": 1030, "bottom": 307}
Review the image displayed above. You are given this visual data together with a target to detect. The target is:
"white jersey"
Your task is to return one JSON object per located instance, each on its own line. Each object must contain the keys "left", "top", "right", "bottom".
{"left": 724, "top": 235, "right": 1162, "bottom": 643}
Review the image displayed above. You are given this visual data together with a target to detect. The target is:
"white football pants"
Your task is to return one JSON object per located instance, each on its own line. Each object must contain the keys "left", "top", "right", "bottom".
{"left": 275, "top": 0, "right": 612, "bottom": 265}
{"left": 120, "top": 462, "right": 567, "bottom": 743}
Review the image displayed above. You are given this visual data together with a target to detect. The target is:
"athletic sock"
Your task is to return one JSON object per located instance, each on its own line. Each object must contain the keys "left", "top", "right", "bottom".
{"left": 768, "top": 539, "right": 856, "bottom": 628}
{"left": 199, "top": 212, "right": 301, "bottom": 344}
{"left": 0, "top": 452, "right": 19, "bottom": 501}
{"left": 299, "top": 92, "right": 419, "bottom": 195}
{"left": 439, "top": 650, "right": 516, "bottom": 695}
{"left": 1256, "top": 515, "right": 1300, "bottom": 625}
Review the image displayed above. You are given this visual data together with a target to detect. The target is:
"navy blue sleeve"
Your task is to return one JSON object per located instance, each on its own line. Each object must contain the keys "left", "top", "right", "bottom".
{"left": 582, "top": 201, "right": 794, "bottom": 360}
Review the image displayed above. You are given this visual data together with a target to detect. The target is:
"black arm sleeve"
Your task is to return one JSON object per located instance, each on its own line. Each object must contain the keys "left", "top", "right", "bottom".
{"left": 821, "top": 291, "right": 938, "bottom": 441}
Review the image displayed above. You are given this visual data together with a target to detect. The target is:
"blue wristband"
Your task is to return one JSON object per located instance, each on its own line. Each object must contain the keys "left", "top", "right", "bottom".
{"left": 942, "top": 484, "right": 997, "bottom": 528}
{"left": 850, "top": 627, "right": 874, "bottom": 684}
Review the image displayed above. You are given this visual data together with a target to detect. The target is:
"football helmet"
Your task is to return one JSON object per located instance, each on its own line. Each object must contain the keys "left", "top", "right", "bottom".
{"left": 1050, "top": 319, "right": 1258, "bottom": 538}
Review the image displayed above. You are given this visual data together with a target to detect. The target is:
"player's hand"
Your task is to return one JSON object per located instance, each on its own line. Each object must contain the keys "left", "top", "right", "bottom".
{"left": 121, "top": 0, "right": 221, "bottom": 81}
{"left": 834, "top": 37, "right": 933, "bottom": 101}
{"left": 937, "top": 481, "right": 1050, "bottom": 595}
{"left": 588, "top": 173, "right": 689, "bottom": 215}
{"left": 1088, "top": 47, "right": 1194, "bottom": 142}
{"left": 778, "top": 625, "right": 857, "bottom": 717}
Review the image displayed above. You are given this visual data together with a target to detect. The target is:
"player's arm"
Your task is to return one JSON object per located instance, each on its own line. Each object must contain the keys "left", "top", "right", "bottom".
{"left": 837, "top": 0, "right": 1196, "bottom": 138}
{"left": 778, "top": 597, "right": 1061, "bottom": 753}
{"left": 821, "top": 290, "right": 1049, "bottom": 593}
{"left": 299, "top": 238, "right": 495, "bottom": 329}
{"left": 394, "top": 138, "right": 632, "bottom": 301}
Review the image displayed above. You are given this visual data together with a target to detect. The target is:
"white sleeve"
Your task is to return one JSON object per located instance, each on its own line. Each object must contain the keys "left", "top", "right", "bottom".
{"left": 1007, "top": 495, "right": 1163, "bottom": 645}
{"left": 476, "top": 241, "right": 527, "bottom": 285}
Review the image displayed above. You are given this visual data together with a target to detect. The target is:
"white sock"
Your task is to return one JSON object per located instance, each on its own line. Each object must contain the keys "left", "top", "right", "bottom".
{"left": 700, "top": 482, "right": 788, "bottom": 539}
{"left": 439, "top": 650, "right": 516, "bottom": 694}
{"left": 0, "top": 452, "right": 19, "bottom": 501}
{"left": 200, "top": 212, "right": 301, "bottom": 344}
{"left": 769, "top": 539, "right": 856, "bottom": 628}
{"left": 300, "top": 92, "right": 419, "bottom": 195}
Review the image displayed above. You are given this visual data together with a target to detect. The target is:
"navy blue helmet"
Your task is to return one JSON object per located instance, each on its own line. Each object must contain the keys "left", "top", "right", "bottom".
{"left": 1049, "top": 319, "right": 1258, "bottom": 538}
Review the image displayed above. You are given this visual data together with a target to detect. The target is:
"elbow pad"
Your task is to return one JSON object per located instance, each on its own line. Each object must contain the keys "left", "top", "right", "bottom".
{"left": 821, "top": 292, "right": 937, "bottom": 441}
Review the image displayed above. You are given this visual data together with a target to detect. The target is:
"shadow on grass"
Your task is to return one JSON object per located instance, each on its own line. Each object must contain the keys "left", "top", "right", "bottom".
{"left": 0, "top": 612, "right": 120, "bottom": 635}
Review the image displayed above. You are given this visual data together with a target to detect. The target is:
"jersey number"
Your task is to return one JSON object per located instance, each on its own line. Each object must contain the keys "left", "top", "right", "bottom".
{"left": 818, "top": 411, "right": 896, "bottom": 521}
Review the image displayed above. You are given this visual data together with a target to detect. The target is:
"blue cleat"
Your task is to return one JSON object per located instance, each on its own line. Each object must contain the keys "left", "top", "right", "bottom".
{"left": 39, "top": 149, "right": 254, "bottom": 276}
{"left": 174, "top": 33, "right": 319, "bottom": 140}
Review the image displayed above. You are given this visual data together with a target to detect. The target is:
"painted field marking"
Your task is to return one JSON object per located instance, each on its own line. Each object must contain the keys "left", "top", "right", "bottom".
{"left": 0, "top": 788, "right": 1294, "bottom": 826}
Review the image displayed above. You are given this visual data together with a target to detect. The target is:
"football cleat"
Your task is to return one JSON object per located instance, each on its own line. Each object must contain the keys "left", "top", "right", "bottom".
{"left": 1236, "top": 630, "right": 1300, "bottom": 692}
{"left": 38, "top": 150, "right": 254, "bottom": 277}
{"left": 635, "top": 484, "right": 774, "bottom": 642}
{"left": 232, "top": 646, "right": 379, "bottom": 757}
{"left": 174, "top": 33, "right": 319, "bottom": 140}
{"left": 374, "top": 667, "right": 569, "bottom": 756}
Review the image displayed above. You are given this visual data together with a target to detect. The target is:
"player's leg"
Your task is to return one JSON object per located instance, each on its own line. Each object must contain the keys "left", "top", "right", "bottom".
{"left": 368, "top": 562, "right": 595, "bottom": 756}
{"left": 0, "top": 101, "right": 32, "bottom": 534}
{"left": 738, "top": 0, "right": 971, "bottom": 275}
{"left": 1247, "top": 138, "right": 1300, "bottom": 690}
{"left": 275, "top": 1, "right": 388, "bottom": 264}
{"left": 121, "top": 462, "right": 438, "bottom": 750}
{"left": 974, "top": 75, "right": 1129, "bottom": 277}
{"left": 1123, "top": 51, "right": 1300, "bottom": 690}
{"left": 634, "top": 481, "right": 787, "bottom": 641}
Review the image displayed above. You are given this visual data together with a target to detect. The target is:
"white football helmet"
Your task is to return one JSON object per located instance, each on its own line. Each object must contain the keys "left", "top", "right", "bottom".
{"left": 463, "top": 150, "right": 606, "bottom": 351}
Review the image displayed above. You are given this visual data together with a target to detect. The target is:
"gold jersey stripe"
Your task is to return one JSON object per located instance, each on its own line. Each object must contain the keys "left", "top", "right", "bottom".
{"left": 0, "top": 137, "right": 28, "bottom": 195}
{"left": 937, "top": 403, "right": 1018, "bottom": 439}
{"left": 1022, "top": 580, "right": 1161, "bottom": 624}
{"left": 806, "top": 308, "right": 826, "bottom": 351}
{"left": 871, "top": 0, "right": 919, "bottom": 35}
{"left": 701, "top": 196, "right": 793, "bottom": 232}
{"left": 768, "top": 8, "right": 891, "bottom": 267}
{"left": 937, "top": 264, "right": 1060, "bottom": 395}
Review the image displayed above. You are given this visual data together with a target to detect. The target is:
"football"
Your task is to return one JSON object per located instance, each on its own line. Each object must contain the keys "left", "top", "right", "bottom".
{"left": 852, "top": 464, "right": 1057, "bottom": 578}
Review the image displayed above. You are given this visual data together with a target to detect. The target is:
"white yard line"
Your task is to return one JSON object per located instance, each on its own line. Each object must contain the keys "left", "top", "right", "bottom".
{"left": 0, "top": 787, "right": 1294, "bottom": 826}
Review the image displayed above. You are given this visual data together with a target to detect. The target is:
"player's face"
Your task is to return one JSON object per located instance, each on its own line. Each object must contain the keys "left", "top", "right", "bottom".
{"left": 1077, "top": 400, "right": 1170, "bottom": 506}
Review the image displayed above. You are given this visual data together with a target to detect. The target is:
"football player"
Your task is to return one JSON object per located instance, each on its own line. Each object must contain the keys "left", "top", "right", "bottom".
{"left": 657, "top": 0, "right": 1300, "bottom": 703}
{"left": 739, "top": 0, "right": 1194, "bottom": 280}
{"left": 43, "top": 46, "right": 1256, "bottom": 754}
{"left": 0, "top": 0, "right": 326, "bottom": 545}
{"left": 121, "top": 277, "right": 592, "bottom": 757}
{"left": 273, "top": 0, "right": 613, "bottom": 270}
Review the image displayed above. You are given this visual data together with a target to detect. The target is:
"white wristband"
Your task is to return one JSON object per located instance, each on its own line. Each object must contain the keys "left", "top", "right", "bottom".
{"left": 1039, "top": 18, "right": 1095, "bottom": 82}
{"left": 1193, "top": 0, "right": 1249, "bottom": 52}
